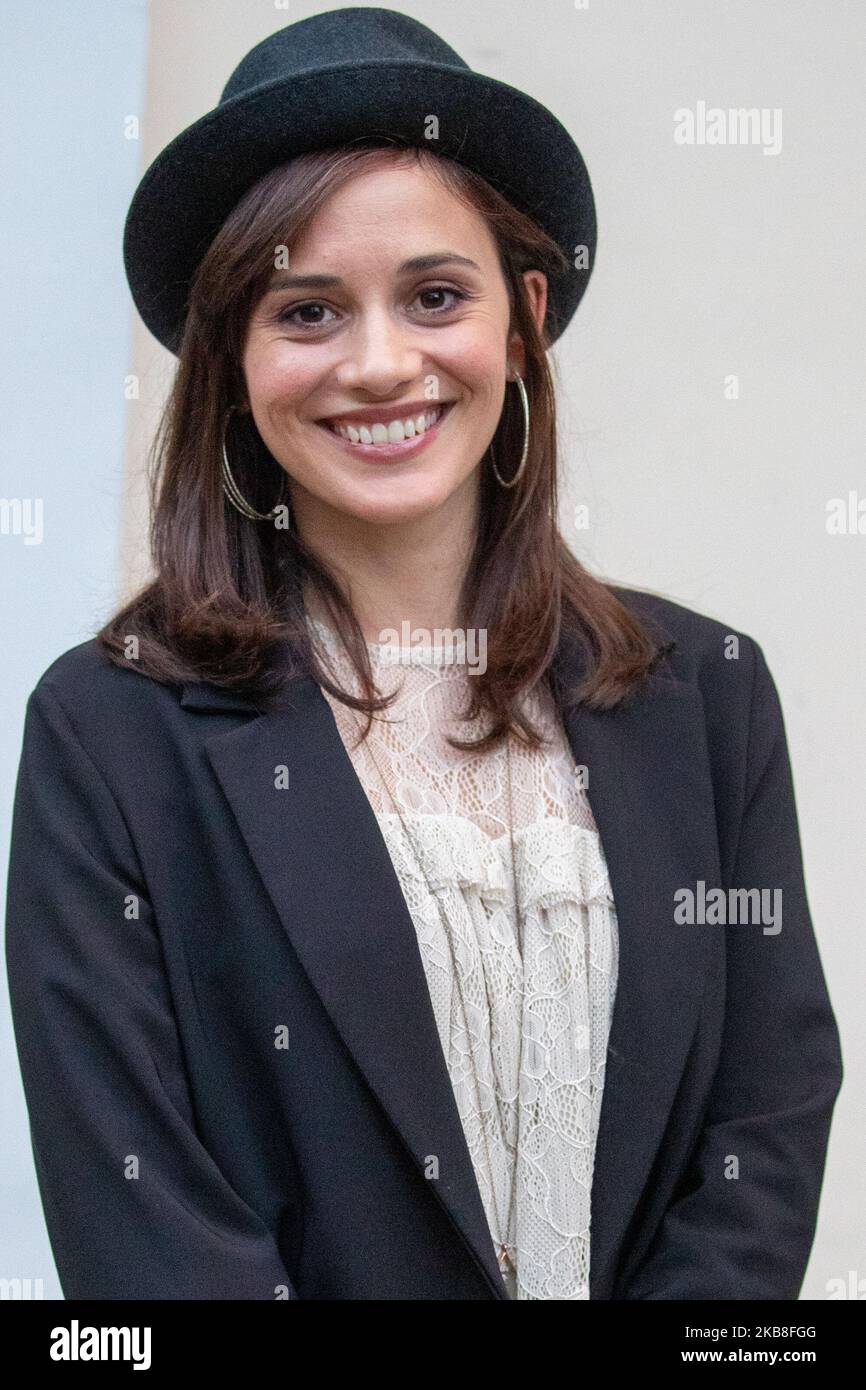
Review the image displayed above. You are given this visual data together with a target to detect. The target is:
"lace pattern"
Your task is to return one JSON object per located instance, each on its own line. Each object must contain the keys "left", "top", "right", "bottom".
{"left": 307, "top": 615, "right": 619, "bottom": 1300}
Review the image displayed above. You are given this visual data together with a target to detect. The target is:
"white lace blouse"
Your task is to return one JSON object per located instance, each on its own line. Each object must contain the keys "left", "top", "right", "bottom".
{"left": 307, "top": 615, "right": 619, "bottom": 1300}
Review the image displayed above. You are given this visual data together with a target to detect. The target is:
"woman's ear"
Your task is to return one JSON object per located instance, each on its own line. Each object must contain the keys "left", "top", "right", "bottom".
{"left": 508, "top": 270, "right": 548, "bottom": 377}
{"left": 523, "top": 269, "right": 548, "bottom": 338}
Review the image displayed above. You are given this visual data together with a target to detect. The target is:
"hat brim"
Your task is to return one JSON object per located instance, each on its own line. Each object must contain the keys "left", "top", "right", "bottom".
{"left": 123, "top": 61, "right": 596, "bottom": 353}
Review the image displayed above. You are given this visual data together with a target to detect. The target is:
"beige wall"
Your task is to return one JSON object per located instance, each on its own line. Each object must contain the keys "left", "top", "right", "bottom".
{"left": 120, "top": 0, "right": 281, "bottom": 599}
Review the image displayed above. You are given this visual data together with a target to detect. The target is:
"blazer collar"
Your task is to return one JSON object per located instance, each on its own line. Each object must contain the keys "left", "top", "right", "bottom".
{"left": 180, "top": 619, "right": 721, "bottom": 1298}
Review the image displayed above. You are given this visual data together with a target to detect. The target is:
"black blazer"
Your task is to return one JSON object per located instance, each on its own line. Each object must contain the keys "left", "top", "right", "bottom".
{"left": 5, "top": 587, "right": 843, "bottom": 1300}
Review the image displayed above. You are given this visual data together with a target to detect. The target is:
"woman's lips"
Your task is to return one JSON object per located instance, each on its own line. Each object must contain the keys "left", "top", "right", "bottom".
{"left": 315, "top": 401, "right": 455, "bottom": 462}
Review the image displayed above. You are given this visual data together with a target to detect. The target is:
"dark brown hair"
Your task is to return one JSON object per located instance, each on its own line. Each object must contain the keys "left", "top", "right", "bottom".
{"left": 98, "top": 141, "right": 668, "bottom": 750}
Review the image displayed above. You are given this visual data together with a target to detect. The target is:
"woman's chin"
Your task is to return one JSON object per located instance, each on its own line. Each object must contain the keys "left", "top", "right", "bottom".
{"left": 320, "top": 474, "right": 478, "bottom": 528}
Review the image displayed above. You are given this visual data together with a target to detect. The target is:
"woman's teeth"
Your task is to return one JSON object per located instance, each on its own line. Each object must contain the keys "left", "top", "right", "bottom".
{"left": 329, "top": 405, "right": 445, "bottom": 446}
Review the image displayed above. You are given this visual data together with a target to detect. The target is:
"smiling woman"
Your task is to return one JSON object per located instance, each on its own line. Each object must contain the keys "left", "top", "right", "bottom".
{"left": 96, "top": 134, "right": 664, "bottom": 735}
{"left": 237, "top": 154, "right": 549, "bottom": 586}
{"left": 5, "top": 6, "right": 841, "bottom": 1304}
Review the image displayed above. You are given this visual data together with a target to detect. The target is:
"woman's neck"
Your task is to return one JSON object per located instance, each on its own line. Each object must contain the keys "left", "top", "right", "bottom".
{"left": 295, "top": 474, "right": 480, "bottom": 643}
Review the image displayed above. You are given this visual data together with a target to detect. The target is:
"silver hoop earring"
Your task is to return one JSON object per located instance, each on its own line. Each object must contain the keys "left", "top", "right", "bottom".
{"left": 221, "top": 408, "right": 290, "bottom": 522}
{"left": 490, "top": 372, "right": 530, "bottom": 489}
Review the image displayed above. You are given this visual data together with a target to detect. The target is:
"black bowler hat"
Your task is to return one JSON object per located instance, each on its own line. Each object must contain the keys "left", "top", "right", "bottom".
{"left": 123, "top": 6, "right": 597, "bottom": 355}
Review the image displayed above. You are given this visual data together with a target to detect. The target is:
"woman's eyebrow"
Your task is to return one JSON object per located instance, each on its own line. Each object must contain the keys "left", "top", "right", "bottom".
{"left": 264, "top": 252, "right": 482, "bottom": 294}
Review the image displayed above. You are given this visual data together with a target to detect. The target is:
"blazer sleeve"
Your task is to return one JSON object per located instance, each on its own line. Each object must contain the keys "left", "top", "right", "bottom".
{"left": 4, "top": 678, "right": 299, "bottom": 1300}
{"left": 622, "top": 637, "right": 843, "bottom": 1300}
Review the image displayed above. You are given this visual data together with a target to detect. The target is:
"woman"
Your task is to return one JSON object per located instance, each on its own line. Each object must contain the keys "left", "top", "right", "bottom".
{"left": 5, "top": 8, "right": 842, "bottom": 1301}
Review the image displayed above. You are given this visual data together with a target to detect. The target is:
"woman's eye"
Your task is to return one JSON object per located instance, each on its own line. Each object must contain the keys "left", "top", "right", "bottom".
{"left": 278, "top": 302, "right": 337, "bottom": 329}
{"left": 413, "top": 285, "right": 467, "bottom": 314}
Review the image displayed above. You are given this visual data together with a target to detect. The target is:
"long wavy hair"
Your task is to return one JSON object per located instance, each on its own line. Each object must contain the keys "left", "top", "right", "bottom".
{"left": 98, "top": 141, "right": 669, "bottom": 751}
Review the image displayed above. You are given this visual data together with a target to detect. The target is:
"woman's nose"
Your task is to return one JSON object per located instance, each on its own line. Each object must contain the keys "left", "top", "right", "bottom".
{"left": 335, "top": 308, "right": 424, "bottom": 393}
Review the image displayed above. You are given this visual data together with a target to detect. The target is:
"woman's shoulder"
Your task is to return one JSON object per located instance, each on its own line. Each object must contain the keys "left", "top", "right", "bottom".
{"left": 28, "top": 636, "right": 176, "bottom": 712}
{"left": 21, "top": 637, "right": 192, "bottom": 763}
{"left": 22, "top": 633, "right": 279, "bottom": 769}
{"left": 18, "top": 637, "right": 267, "bottom": 818}
{"left": 608, "top": 583, "right": 789, "bottom": 804}
{"left": 610, "top": 582, "right": 763, "bottom": 661}
{"left": 609, "top": 582, "right": 774, "bottom": 700}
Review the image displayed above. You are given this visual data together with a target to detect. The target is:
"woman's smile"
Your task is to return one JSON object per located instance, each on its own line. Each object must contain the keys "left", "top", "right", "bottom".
{"left": 314, "top": 399, "right": 457, "bottom": 463}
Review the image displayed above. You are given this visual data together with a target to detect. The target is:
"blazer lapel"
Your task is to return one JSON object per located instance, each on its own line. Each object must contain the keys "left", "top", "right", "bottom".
{"left": 553, "top": 631, "right": 722, "bottom": 1295}
{"left": 181, "top": 616, "right": 720, "bottom": 1301}
{"left": 183, "top": 673, "right": 510, "bottom": 1298}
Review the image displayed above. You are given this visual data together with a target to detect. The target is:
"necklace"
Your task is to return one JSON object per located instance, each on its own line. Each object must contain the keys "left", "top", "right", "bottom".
{"left": 344, "top": 651, "right": 525, "bottom": 1290}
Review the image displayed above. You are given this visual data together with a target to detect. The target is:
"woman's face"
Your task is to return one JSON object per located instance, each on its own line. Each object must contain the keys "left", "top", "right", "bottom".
{"left": 240, "top": 162, "right": 546, "bottom": 536}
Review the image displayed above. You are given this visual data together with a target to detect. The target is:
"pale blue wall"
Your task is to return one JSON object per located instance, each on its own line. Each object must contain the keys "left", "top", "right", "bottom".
{"left": 0, "top": 0, "right": 148, "bottom": 1299}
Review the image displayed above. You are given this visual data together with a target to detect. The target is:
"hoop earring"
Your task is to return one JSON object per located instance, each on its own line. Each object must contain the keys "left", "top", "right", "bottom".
{"left": 221, "top": 408, "right": 290, "bottom": 522}
{"left": 490, "top": 372, "right": 530, "bottom": 489}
